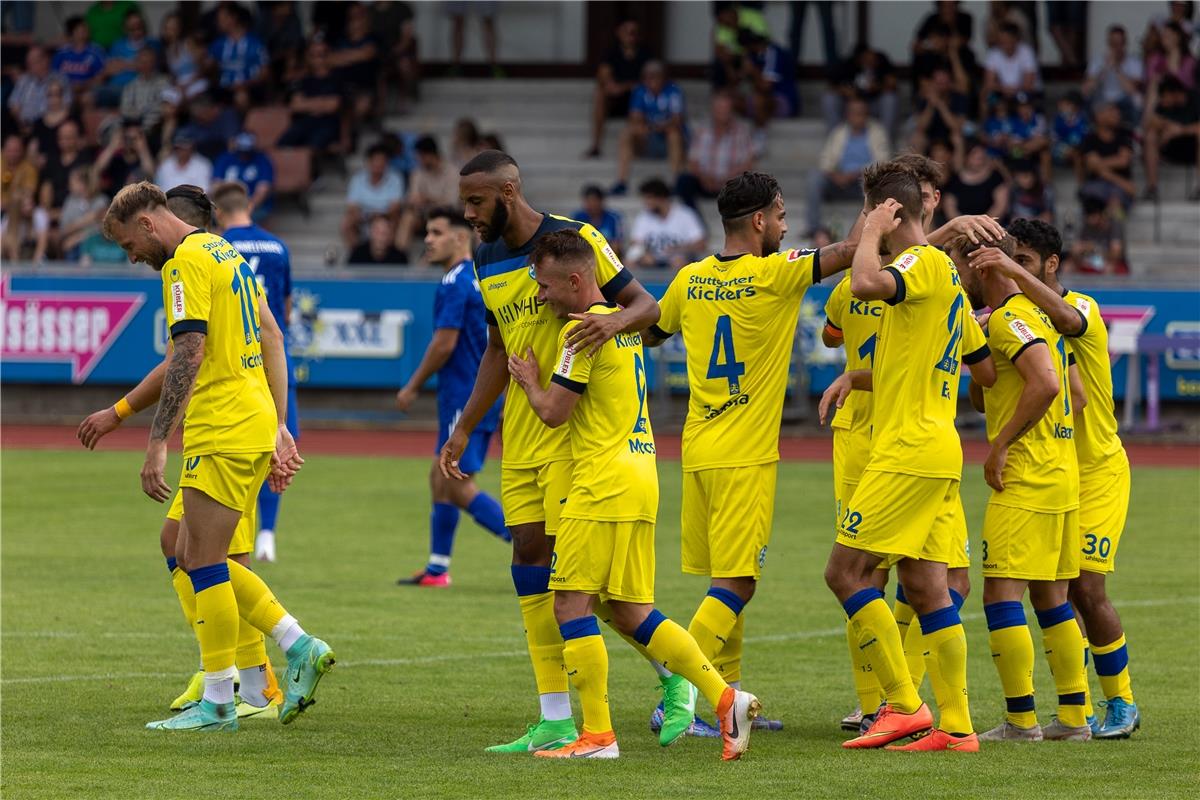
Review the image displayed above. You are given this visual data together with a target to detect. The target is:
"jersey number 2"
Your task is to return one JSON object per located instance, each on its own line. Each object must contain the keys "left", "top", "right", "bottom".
{"left": 231, "top": 262, "right": 262, "bottom": 345}
{"left": 707, "top": 315, "right": 745, "bottom": 396}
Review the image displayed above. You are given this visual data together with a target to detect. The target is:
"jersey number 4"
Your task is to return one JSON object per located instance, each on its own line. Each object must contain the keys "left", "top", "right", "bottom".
{"left": 231, "top": 261, "right": 262, "bottom": 345}
{"left": 707, "top": 315, "right": 746, "bottom": 396}
{"left": 934, "top": 293, "right": 963, "bottom": 375}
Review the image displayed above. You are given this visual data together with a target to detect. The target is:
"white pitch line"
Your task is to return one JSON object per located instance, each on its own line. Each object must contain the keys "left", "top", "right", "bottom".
{"left": 3, "top": 596, "right": 1195, "bottom": 685}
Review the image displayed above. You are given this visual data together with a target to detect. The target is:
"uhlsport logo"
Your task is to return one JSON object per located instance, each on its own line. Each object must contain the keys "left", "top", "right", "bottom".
{"left": 185, "top": 456, "right": 201, "bottom": 476}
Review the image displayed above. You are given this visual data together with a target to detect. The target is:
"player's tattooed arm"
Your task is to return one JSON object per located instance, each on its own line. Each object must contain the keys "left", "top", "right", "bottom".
{"left": 150, "top": 332, "right": 204, "bottom": 443}
{"left": 818, "top": 206, "right": 867, "bottom": 278}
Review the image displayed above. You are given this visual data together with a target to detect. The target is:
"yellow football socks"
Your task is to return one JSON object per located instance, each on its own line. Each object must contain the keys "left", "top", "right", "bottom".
{"left": 638, "top": 611, "right": 728, "bottom": 708}
{"left": 1081, "top": 635, "right": 1094, "bottom": 717}
{"left": 844, "top": 589, "right": 921, "bottom": 714}
{"left": 1036, "top": 603, "right": 1089, "bottom": 727}
{"left": 235, "top": 619, "right": 269, "bottom": 672}
{"left": 559, "top": 616, "right": 611, "bottom": 734}
{"left": 512, "top": 566, "right": 569, "bottom": 696}
{"left": 846, "top": 617, "right": 884, "bottom": 712}
{"left": 226, "top": 558, "right": 288, "bottom": 634}
{"left": 893, "top": 585, "right": 925, "bottom": 688}
{"left": 688, "top": 587, "right": 745, "bottom": 663}
{"left": 918, "top": 607, "right": 973, "bottom": 735}
{"left": 189, "top": 563, "right": 239, "bottom": 673}
{"left": 1092, "top": 634, "right": 1134, "bottom": 704}
{"left": 985, "top": 601, "right": 1038, "bottom": 728}
{"left": 713, "top": 613, "right": 745, "bottom": 685}
{"left": 171, "top": 566, "right": 197, "bottom": 629}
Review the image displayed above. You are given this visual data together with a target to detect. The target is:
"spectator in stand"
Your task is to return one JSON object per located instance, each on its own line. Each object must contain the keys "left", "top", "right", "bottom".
{"left": 8, "top": 46, "right": 72, "bottom": 129}
{"left": 480, "top": 131, "right": 504, "bottom": 152}
{"left": 915, "top": 1, "right": 974, "bottom": 44}
{"left": 789, "top": 0, "right": 839, "bottom": 69}
{"left": 57, "top": 165, "right": 109, "bottom": 260}
{"left": 585, "top": 19, "right": 651, "bottom": 158}
{"left": 395, "top": 135, "right": 459, "bottom": 252}
{"left": 612, "top": 60, "right": 686, "bottom": 195}
{"left": 27, "top": 80, "right": 80, "bottom": 167}
{"left": 155, "top": 131, "right": 212, "bottom": 192}
{"left": 169, "top": 92, "right": 241, "bottom": 161}
{"left": 822, "top": 43, "right": 899, "bottom": 135}
{"left": 984, "top": 1, "right": 1033, "bottom": 48}
{"left": 805, "top": 97, "right": 888, "bottom": 235}
{"left": 981, "top": 97, "right": 1012, "bottom": 158}
{"left": 941, "top": 139, "right": 1007, "bottom": 220}
{"left": 571, "top": 184, "right": 624, "bottom": 254}
{"left": 332, "top": 2, "right": 382, "bottom": 128}
{"left": 451, "top": 118, "right": 483, "bottom": 165}
{"left": 259, "top": 0, "right": 306, "bottom": 88}
{"left": 1, "top": 187, "right": 49, "bottom": 262}
{"left": 1068, "top": 196, "right": 1128, "bottom": 275}
{"left": 1143, "top": 75, "right": 1200, "bottom": 201}
{"left": 909, "top": 65, "right": 968, "bottom": 155}
{"left": 1046, "top": 0, "right": 1086, "bottom": 68}
{"left": 712, "top": 2, "right": 746, "bottom": 90}
{"left": 276, "top": 39, "right": 343, "bottom": 151}
{"left": 1083, "top": 25, "right": 1144, "bottom": 125}
{"left": 1145, "top": 21, "right": 1197, "bottom": 91}
{"left": 53, "top": 17, "right": 107, "bottom": 92}
{"left": 1005, "top": 159, "right": 1054, "bottom": 224}
{"left": 213, "top": 132, "right": 274, "bottom": 219}
{"left": 371, "top": 1, "right": 420, "bottom": 111}
{"left": 160, "top": 14, "right": 208, "bottom": 101}
{"left": 675, "top": 90, "right": 755, "bottom": 210}
{"left": 100, "top": 8, "right": 158, "bottom": 106}
{"left": 2, "top": 133, "right": 37, "bottom": 202}
{"left": 208, "top": 1, "right": 268, "bottom": 112}
{"left": 1005, "top": 92, "right": 1051, "bottom": 179}
{"left": 1051, "top": 90, "right": 1089, "bottom": 181}
{"left": 626, "top": 177, "right": 706, "bottom": 270}
{"left": 342, "top": 142, "right": 405, "bottom": 249}
{"left": 119, "top": 47, "right": 169, "bottom": 135}
{"left": 743, "top": 32, "right": 798, "bottom": 152}
{"left": 910, "top": 19, "right": 977, "bottom": 100}
{"left": 981, "top": 22, "right": 1041, "bottom": 108}
{"left": 85, "top": 1, "right": 140, "bottom": 50}
{"left": 1079, "top": 102, "right": 1136, "bottom": 211}
{"left": 349, "top": 213, "right": 408, "bottom": 265}
{"left": 446, "top": 0, "right": 502, "bottom": 78}
{"left": 93, "top": 119, "right": 155, "bottom": 195}
{"left": 38, "top": 120, "right": 94, "bottom": 219}
{"left": 1, "top": 136, "right": 42, "bottom": 261}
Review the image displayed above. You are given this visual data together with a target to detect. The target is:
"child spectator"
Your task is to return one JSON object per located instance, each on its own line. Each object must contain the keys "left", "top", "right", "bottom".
{"left": 1051, "top": 91, "right": 1089, "bottom": 180}
{"left": 57, "top": 165, "right": 109, "bottom": 261}
{"left": 1005, "top": 92, "right": 1051, "bottom": 178}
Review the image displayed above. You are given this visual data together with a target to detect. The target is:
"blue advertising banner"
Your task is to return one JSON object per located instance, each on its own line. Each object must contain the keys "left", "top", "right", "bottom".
{"left": 3, "top": 271, "right": 1198, "bottom": 401}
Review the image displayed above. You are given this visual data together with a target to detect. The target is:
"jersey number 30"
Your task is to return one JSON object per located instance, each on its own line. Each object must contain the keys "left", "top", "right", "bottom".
{"left": 707, "top": 315, "right": 745, "bottom": 396}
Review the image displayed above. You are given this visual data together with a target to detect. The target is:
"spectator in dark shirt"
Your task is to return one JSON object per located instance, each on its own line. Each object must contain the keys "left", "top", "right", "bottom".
{"left": 911, "top": 18, "right": 977, "bottom": 98}
{"left": 208, "top": 1, "right": 267, "bottom": 112}
{"left": 1143, "top": 75, "right": 1200, "bottom": 200}
{"left": 941, "top": 139, "right": 1007, "bottom": 220}
{"left": 743, "top": 32, "right": 798, "bottom": 150}
{"left": 28, "top": 80, "right": 80, "bottom": 167}
{"left": 1067, "top": 196, "right": 1127, "bottom": 275}
{"left": 39, "top": 119, "right": 94, "bottom": 218}
{"left": 822, "top": 43, "right": 898, "bottom": 136}
{"left": 371, "top": 1, "right": 419, "bottom": 110}
{"left": 910, "top": 66, "right": 968, "bottom": 155}
{"left": 332, "top": 2, "right": 381, "bottom": 129}
{"left": 277, "top": 39, "right": 343, "bottom": 151}
{"left": 53, "top": 17, "right": 107, "bottom": 91}
{"left": 169, "top": 91, "right": 241, "bottom": 162}
{"left": 213, "top": 132, "right": 275, "bottom": 219}
{"left": 1005, "top": 159, "right": 1054, "bottom": 224}
{"left": 915, "top": 1, "right": 974, "bottom": 43}
{"left": 571, "top": 184, "right": 624, "bottom": 254}
{"left": 348, "top": 214, "right": 408, "bottom": 265}
{"left": 586, "top": 19, "right": 650, "bottom": 158}
{"left": 1078, "top": 102, "right": 1135, "bottom": 211}
{"left": 258, "top": 0, "right": 306, "bottom": 87}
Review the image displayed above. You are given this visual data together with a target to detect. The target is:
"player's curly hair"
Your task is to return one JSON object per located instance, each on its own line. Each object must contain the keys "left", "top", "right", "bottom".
{"left": 717, "top": 171, "right": 781, "bottom": 223}
{"left": 530, "top": 229, "right": 595, "bottom": 272}
{"left": 102, "top": 180, "right": 167, "bottom": 240}
{"left": 1007, "top": 218, "right": 1063, "bottom": 263}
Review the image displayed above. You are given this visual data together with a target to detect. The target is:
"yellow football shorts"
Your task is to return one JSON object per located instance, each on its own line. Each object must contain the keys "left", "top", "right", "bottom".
{"left": 837, "top": 470, "right": 960, "bottom": 564}
{"left": 948, "top": 494, "right": 971, "bottom": 569}
{"left": 166, "top": 490, "right": 257, "bottom": 556}
{"left": 551, "top": 517, "right": 656, "bottom": 603}
{"left": 832, "top": 425, "right": 872, "bottom": 524}
{"left": 178, "top": 451, "right": 271, "bottom": 519}
{"left": 501, "top": 460, "right": 572, "bottom": 534}
{"left": 981, "top": 503, "right": 1080, "bottom": 581}
{"left": 681, "top": 463, "right": 777, "bottom": 579}
{"left": 1078, "top": 454, "right": 1131, "bottom": 575}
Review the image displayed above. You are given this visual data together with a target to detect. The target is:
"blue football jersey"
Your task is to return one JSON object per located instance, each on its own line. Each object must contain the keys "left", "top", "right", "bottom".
{"left": 435, "top": 259, "right": 501, "bottom": 432}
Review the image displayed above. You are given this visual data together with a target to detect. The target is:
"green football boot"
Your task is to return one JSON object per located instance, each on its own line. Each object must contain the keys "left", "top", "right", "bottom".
{"left": 170, "top": 670, "right": 204, "bottom": 711}
{"left": 147, "top": 699, "right": 237, "bottom": 731}
{"left": 658, "top": 674, "right": 698, "bottom": 746}
{"left": 279, "top": 635, "right": 337, "bottom": 725}
{"left": 485, "top": 717, "right": 578, "bottom": 753}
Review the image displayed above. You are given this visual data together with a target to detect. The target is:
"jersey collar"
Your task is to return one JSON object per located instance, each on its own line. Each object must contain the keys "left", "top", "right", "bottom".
{"left": 993, "top": 292, "right": 1022, "bottom": 310}
{"left": 169, "top": 228, "right": 207, "bottom": 261}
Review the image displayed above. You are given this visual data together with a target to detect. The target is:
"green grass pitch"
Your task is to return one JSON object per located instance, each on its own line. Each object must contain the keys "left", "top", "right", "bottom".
{"left": 2, "top": 448, "right": 1197, "bottom": 799}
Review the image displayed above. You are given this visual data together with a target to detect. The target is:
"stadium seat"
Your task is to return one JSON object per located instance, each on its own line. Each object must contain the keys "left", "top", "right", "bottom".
{"left": 245, "top": 106, "right": 292, "bottom": 148}
{"left": 269, "top": 147, "right": 312, "bottom": 215}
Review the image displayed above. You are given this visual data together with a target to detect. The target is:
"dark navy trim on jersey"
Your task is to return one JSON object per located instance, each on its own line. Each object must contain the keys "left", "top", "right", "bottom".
{"left": 810, "top": 248, "right": 822, "bottom": 285}
{"left": 648, "top": 323, "right": 674, "bottom": 341}
{"left": 1067, "top": 351, "right": 1076, "bottom": 365}
{"left": 994, "top": 293, "right": 1021, "bottom": 311}
{"left": 825, "top": 317, "right": 843, "bottom": 331}
{"left": 475, "top": 254, "right": 529, "bottom": 281}
{"left": 883, "top": 266, "right": 906, "bottom": 305}
{"left": 485, "top": 308, "right": 498, "bottom": 326}
{"left": 1011, "top": 338, "right": 1046, "bottom": 363}
{"left": 599, "top": 268, "right": 633, "bottom": 302}
{"left": 170, "top": 319, "right": 208, "bottom": 337}
{"left": 551, "top": 373, "right": 586, "bottom": 394}
{"left": 963, "top": 344, "right": 991, "bottom": 365}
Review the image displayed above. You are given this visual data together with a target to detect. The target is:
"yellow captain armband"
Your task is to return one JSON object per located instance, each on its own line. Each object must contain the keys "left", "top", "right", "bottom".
{"left": 114, "top": 397, "right": 135, "bottom": 420}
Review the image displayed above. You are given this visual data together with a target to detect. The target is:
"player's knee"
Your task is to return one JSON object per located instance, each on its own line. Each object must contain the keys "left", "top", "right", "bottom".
{"left": 948, "top": 569, "right": 971, "bottom": 600}
{"left": 160, "top": 519, "right": 180, "bottom": 560}
{"left": 1069, "top": 574, "right": 1107, "bottom": 613}
{"left": 510, "top": 524, "right": 551, "bottom": 565}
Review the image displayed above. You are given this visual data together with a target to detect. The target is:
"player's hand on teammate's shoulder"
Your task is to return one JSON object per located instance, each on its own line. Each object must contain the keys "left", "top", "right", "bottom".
{"left": 77, "top": 407, "right": 122, "bottom": 450}
{"left": 984, "top": 442, "right": 1008, "bottom": 492}
{"left": 819, "top": 374, "right": 853, "bottom": 426}
{"left": 140, "top": 442, "right": 172, "bottom": 503}
{"left": 507, "top": 347, "right": 539, "bottom": 390}
{"left": 438, "top": 427, "right": 470, "bottom": 481}
{"left": 969, "top": 246, "right": 1022, "bottom": 281}
{"left": 564, "top": 311, "right": 622, "bottom": 356}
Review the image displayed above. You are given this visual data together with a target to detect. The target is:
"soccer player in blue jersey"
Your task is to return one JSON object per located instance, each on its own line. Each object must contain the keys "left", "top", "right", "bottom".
{"left": 212, "top": 181, "right": 296, "bottom": 563}
{"left": 397, "top": 207, "right": 509, "bottom": 586}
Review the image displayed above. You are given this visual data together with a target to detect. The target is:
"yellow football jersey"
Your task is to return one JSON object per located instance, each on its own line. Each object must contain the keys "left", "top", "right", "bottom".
{"left": 824, "top": 274, "right": 882, "bottom": 432}
{"left": 1062, "top": 289, "right": 1123, "bottom": 470}
{"left": 161, "top": 231, "right": 276, "bottom": 456}
{"left": 866, "top": 245, "right": 972, "bottom": 479}
{"left": 552, "top": 304, "right": 658, "bottom": 523}
{"left": 654, "top": 248, "right": 821, "bottom": 471}
{"left": 476, "top": 214, "right": 630, "bottom": 469}
{"left": 983, "top": 293, "right": 1080, "bottom": 512}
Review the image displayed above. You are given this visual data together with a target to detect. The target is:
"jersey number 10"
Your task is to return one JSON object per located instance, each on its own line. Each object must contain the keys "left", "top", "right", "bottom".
{"left": 231, "top": 262, "right": 262, "bottom": 346}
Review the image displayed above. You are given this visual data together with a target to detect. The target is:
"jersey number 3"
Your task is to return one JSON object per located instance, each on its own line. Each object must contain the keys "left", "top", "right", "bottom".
{"left": 707, "top": 315, "right": 745, "bottom": 396}
{"left": 231, "top": 262, "right": 262, "bottom": 346}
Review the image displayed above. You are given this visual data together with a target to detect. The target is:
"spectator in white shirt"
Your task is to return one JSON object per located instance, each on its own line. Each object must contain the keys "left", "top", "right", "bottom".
{"left": 342, "top": 142, "right": 405, "bottom": 249}
{"left": 1083, "top": 25, "right": 1144, "bottom": 125}
{"left": 155, "top": 132, "right": 212, "bottom": 193}
{"left": 675, "top": 91, "right": 755, "bottom": 210}
{"left": 982, "top": 22, "right": 1040, "bottom": 107}
{"left": 626, "top": 178, "right": 706, "bottom": 270}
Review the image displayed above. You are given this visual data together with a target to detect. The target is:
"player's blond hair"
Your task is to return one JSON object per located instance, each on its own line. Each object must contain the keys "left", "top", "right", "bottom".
{"left": 946, "top": 232, "right": 1017, "bottom": 262}
{"left": 102, "top": 181, "right": 167, "bottom": 241}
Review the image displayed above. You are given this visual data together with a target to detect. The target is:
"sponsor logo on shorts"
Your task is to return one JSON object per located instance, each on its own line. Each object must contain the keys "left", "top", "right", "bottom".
{"left": 184, "top": 455, "right": 201, "bottom": 479}
{"left": 1009, "top": 318, "right": 1037, "bottom": 344}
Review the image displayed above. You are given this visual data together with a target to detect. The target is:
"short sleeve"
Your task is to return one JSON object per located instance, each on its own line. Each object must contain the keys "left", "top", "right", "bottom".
{"left": 991, "top": 310, "right": 1047, "bottom": 363}
{"left": 881, "top": 249, "right": 929, "bottom": 305}
{"left": 583, "top": 223, "right": 633, "bottom": 302}
{"left": 773, "top": 247, "right": 819, "bottom": 300}
{"left": 164, "top": 249, "right": 212, "bottom": 337}
{"left": 651, "top": 273, "right": 684, "bottom": 339}
{"left": 962, "top": 308, "right": 991, "bottom": 365}
{"left": 824, "top": 278, "right": 848, "bottom": 330}
{"left": 551, "top": 321, "right": 594, "bottom": 394}
{"left": 433, "top": 276, "right": 469, "bottom": 330}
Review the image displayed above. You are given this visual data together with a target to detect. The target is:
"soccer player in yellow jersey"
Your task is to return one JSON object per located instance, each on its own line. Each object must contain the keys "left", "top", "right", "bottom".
{"left": 643, "top": 171, "right": 862, "bottom": 730}
{"left": 971, "top": 218, "right": 1139, "bottom": 739}
{"left": 958, "top": 233, "right": 1092, "bottom": 742}
{"left": 505, "top": 230, "right": 762, "bottom": 760}
{"left": 102, "top": 181, "right": 333, "bottom": 731}
{"left": 437, "top": 151, "right": 666, "bottom": 753}
{"left": 77, "top": 185, "right": 281, "bottom": 719}
{"left": 823, "top": 171, "right": 979, "bottom": 752}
